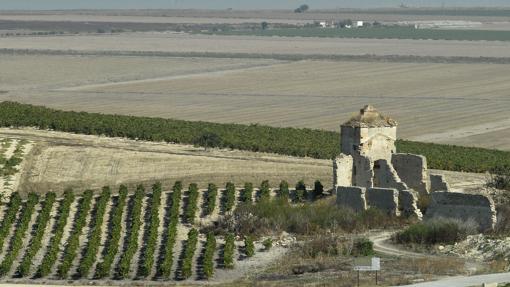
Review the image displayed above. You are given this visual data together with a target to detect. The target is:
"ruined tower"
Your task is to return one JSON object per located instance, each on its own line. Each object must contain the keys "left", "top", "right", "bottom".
{"left": 340, "top": 105, "right": 397, "bottom": 161}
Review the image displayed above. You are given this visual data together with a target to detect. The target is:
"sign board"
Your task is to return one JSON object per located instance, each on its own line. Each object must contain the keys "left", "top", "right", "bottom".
{"left": 353, "top": 257, "right": 380, "bottom": 271}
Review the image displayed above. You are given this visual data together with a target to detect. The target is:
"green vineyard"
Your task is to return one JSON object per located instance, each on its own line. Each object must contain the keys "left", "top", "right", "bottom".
{"left": 0, "top": 181, "right": 292, "bottom": 282}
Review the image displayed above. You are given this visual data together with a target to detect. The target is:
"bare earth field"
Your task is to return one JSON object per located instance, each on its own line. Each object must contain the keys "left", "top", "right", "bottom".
{"left": 2, "top": 54, "right": 510, "bottom": 150}
{"left": 3, "top": 32, "right": 510, "bottom": 58}
{"left": 0, "top": 128, "right": 331, "bottom": 194}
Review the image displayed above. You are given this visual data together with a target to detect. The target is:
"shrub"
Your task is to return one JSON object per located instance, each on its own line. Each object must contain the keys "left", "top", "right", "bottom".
{"left": 240, "top": 182, "right": 253, "bottom": 203}
{"left": 0, "top": 193, "right": 22, "bottom": 252}
{"left": 223, "top": 233, "right": 235, "bottom": 269}
{"left": 185, "top": 183, "right": 199, "bottom": 223}
{"left": 159, "top": 181, "right": 182, "bottom": 278}
{"left": 277, "top": 180, "right": 290, "bottom": 201}
{"left": 487, "top": 164, "right": 510, "bottom": 191}
{"left": 78, "top": 187, "right": 111, "bottom": 277}
{"left": 139, "top": 182, "right": 162, "bottom": 277}
{"left": 395, "top": 218, "right": 478, "bottom": 245}
{"left": 95, "top": 186, "right": 128, "bottom": 278}
{"left": 36, "top": 190, "right": 74, "bottom": 278}
{"left": 57, "top": 190, "right": 94, "bottom": 278}
{"left": 258, "top": 180, "right": 271, "bottom": 202}
{"left": 117, "top": 184, "right": 144, "bottom": 278}
{"left": 232, "top": 199, "right": 404, "bottom": 237}
{"left": 17, "top": 193, "right": 56, "bottom": 277}
{"left": 202, "top": 232, "right": 216, "bottom": 279}
{"left": 313, "top": 180, "right": 324, "bottom": 200}
{"left": 352, "top": 238, "right": 374, "bottom": 257}
{"left": 244, "top": 236, "right": 255, "bottom": 257}
{"left": 181, "top": 228, "right": 199, "bottom": 279}
{"left": 223, "top": 182, "right": 236, "bottom": 213}
{"left": 0, "top": 193, "right": 39, "bottom": 276}
{"left": 205, "top": 183, "right": 218, "bottom": 216}
{"left": 294, "top": 180, "right": 307, "bottom": 202}
{"left": 263, "top": 238, "right": 272, "bottom": 250}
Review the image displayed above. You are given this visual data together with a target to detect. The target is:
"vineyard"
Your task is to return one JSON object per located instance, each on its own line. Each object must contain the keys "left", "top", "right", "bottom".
{"left": 1, "top": 101, "right": 509, "bottom": 173}
{"left": 0, "top": 181, "right": 299, "bottom": 282}
{"left": 0, "top": 138, "right": 32, "bottom": 201}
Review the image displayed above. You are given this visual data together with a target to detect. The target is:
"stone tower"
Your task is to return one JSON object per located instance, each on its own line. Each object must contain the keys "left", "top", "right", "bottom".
{"left": 340, "top": 105, "right": 397, "bottom": 162}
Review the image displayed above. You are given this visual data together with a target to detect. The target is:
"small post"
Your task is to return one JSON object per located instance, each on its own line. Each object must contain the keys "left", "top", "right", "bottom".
{"left": 376, "top": 270, "right": 378, "bottom": 285}
{"left": 357, "top": 270, "right": 360, "bottom": 287}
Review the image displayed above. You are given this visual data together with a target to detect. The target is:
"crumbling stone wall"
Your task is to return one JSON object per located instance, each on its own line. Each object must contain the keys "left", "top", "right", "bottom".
{"left": 426, "top": 192, "right": 497, "bottom": 231}
{"left": 352, "top": 154, "right": 374, "bottom": 188}
{"left": 336, "top": 186, "right": 367, "bottom": 212}
{"left": 392, "top": 153, "right": 430, "bottom": 195}
{"left": 366, "top": 187, "right": 400, "bottom": 216}
{"left": 373, "top": 159, "right": 408, "bottom": 191}
{"left": 399, "top": 189, "right": 423, "bottom": 219}
{"left": 430, "top": 174, "right": 450, "bottom": 192}
{"left": 333, "top": 154, "right": 353, "bottom": 187}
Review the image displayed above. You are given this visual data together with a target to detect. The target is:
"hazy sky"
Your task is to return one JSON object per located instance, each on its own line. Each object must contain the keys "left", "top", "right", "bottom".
{"left": 1, "top": 0, "right": 509, "bottom": 10}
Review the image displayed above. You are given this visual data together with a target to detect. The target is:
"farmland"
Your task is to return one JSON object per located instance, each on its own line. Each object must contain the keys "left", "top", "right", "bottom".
{"left": 2, "top": 54, "right": 510, "bottom": 150}
{"left": 208, "top": 26, "right": 510, "bottom": 41}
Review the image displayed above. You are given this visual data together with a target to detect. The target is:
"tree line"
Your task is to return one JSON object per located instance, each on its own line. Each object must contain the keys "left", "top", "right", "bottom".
{"left": 0, "top": 101, "right": 508, "bottom": 173}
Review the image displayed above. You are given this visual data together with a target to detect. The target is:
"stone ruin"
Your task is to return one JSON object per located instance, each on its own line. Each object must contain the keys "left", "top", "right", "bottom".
{"left": 335, "top": 105, "right": 496, "bottom": 231}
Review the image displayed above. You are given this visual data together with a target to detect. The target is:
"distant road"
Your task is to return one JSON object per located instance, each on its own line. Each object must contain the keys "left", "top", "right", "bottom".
{"left": 396, "top": 272, "right": 510, "bottom": 287}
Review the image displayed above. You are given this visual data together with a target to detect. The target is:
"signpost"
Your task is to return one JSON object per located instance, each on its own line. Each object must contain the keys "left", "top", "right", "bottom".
{"left": 353, "top": 257, "right": 381, "bottom": 286}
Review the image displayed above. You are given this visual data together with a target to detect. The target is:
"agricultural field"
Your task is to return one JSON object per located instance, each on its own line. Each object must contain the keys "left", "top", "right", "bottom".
{"left": 0, "top": 138, "right": 32, "bottom": 201}
{"left": 0, "top": 182, "right": 287, "bottom": 285}
{"left": 2, "top": 32, "right": 510, "bottom": 58}
{"left": 2, "top": 55, "right": 510, "bottom": 151}
{"left": 0, "top": 128, "right": 331, "bottom": 194}
{"left": 208, "top": 26, "right": 510, "bottom": 41}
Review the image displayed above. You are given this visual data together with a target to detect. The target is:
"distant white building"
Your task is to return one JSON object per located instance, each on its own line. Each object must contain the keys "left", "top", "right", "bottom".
{"left": 355, "top": 21, "right": 364, "bottom": 28}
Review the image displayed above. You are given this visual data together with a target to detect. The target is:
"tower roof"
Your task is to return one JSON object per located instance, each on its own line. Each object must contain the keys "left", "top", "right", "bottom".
{"left": 342, "top": 105, "right": 397, "bottom": 128}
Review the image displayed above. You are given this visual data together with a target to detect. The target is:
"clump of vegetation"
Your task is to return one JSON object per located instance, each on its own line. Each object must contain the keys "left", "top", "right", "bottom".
{"left": 294, "top": 4, "right": 309, "bottom": 13}
{"left": 395, "top": 218, "right": 478, "bottom": 245}
{"left": 487, "top": 164, "right": 510, "bottom": 191}
{"left": 313, "top": 180, "right": 324, "bottom": 200}
{"left": 277, "top": 180, "right": 290, "bottom": 201}
{"left": 244, "top": 236, "right": 255, "bottom": 257}
{"left": 223, "top": 182, "right": 236, "bottom": 212}
{"left": 181, "top": 228, "right": 199, "bottom": 279}
{"left": 185, "top": 183, "right": 199, "bottom": 223}
{"left": 232, "top": 198, "right": 405, "bottom": 237}
{"left": 202, "top": 232, "right": 216, "bottom": 279}
{"left": 263, "top": 238, "right": 273, "bottom": 250}
{"left": 294, "top": 180, "right": 308, "bottom": 202}
{"left": 298, "top": 235, "right": 373, "bottom": 258}
{"left": 159, "top": 181, "right": 182, "bottom": 278}
{"left": 205, "top": 183, "right": 218, "bottom": 215}
{"left": 223, "top": 233, "right": 236, "bottom": 269}
{"left": 258, "top": 180, "right": 271, "bottom": 202}
{"left": 353, "top": 238, "right": 374, "bottom": 257}
{"left": 240, "top": 182, "right": 253, "bottom": 203}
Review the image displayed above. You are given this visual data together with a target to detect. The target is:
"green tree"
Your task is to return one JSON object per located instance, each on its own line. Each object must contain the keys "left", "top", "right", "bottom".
{"left": 193, "top": 132, "right": 222, "bottom": 151}
{"left": 294, "top": 4, "right": 309, "bottom": 13}
{"left": 278, "top": 180, "right": 290, "bottom": 201}
{"left": 313, "top": 180, "right": 324, "bottom": 200}
{"left": 295, "top": 180, "right": 307, "bottom": 202}
{"left": 261, "top": 21, "right": 269, "bottom": 30}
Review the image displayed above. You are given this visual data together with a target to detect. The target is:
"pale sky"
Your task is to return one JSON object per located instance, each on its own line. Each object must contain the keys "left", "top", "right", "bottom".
{"left": 0, "top": 0, "right": 509, "bottom": 10}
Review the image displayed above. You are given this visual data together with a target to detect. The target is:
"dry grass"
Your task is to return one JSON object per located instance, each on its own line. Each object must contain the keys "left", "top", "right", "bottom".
{"left": 0, "top": 128, "right": 331, "bottom": 194}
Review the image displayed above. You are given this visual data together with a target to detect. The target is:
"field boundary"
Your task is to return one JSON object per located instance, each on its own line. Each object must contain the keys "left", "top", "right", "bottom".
{"left": 3, "top": 48, "right": 510, "bottom": 64}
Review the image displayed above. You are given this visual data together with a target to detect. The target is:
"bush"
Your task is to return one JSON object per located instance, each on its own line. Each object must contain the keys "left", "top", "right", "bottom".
{"left": 117, "top": 184, "right": 144, "bottom": 278}
{"left": 185, "top": 183, "right": 199, "bottom": 223}
{"left": 223, "top": 182, "right": 236, "bottom": 213}
{"left": 95, "top": 186, "right": 128, "bottom": 278}
{"left": 240, "top": 182, "right": 253, "bottom": 203}
{"left": 0, "top": 193, "right": 39, "bottom": 276}
{"left": 277, "top": 180, "right": 290, "bottom": 201}
{"left": 258, "top": 180, "right": 271, "bottom": 202}
{"left": 395, "top": 218, "right": 478, "bottom": 245}
{"left": 202, "top": 232, "right": 216, "bottom": 279}
{"left": 244, "top": 236, "right": 255, "bottom": 257}
{"left": 0, "top": 193, "right": 22, "bottom": 252}
{"left": 313, "top": 180, "right": 324, "bottom": 200}
{"left": 487, "top": 164, "right": 510, "bottom": 191}
{"left": 17, "top": 193, "right": 56, "bottom": 277}
{"left": 294, "top": 180, "right": 308, "bottom": 202}
{"left": 223, "top": 233, "right": 235, "bottom": 269}
{"left": 205, "top": 183, "right": 218, "bottom": 216}
{"left": 232, "top": 199, "right": 404, "bottom": 237}
{"left": 158, "top": 182, "right": 182, "bottom": 278}
{"left": 57, "top": 190, "right": 94, "bottom": 278}
{"left": 36, "top": 190, "right": 74, "bottom": 278}
{"left": 353, "top": 238, "right": 374, "bottom": 257}
{"left": 139, "top": 182, "right": 162, "bottom": 277}
{"left": 181, "top": 228, "right": 199, "bottom": 279}
{"left": 263, "top": 238, "right": 272, "bottom": 250}
{"left": 78, "top": 186, "right": 111, "bottom": 277}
